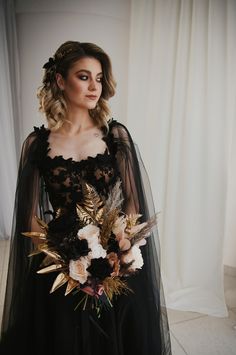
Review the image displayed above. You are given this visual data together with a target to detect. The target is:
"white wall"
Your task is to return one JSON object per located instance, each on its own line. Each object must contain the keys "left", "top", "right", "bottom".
{"left": 15, "top": 0, "right": 131, "bottom": 141}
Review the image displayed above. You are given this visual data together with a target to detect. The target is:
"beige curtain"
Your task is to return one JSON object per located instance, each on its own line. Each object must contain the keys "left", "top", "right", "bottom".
{"left": 127, "top": 0, "right": 236, "bottom": 317}
{"left": 0, "top": 0, "right": 19, "bottom": 239}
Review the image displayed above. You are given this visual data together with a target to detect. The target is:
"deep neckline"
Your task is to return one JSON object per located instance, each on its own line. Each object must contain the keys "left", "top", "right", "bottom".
{"left": 33, "top": 118, "right": 117, "bottom": 167}
{"left": 44, "top": 124, "right": 112, "bottom": 165}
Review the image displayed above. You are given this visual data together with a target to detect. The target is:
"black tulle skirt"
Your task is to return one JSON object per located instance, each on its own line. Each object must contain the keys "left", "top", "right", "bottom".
{"left": 1, "top": 253, "right": 165, "bottom": 355}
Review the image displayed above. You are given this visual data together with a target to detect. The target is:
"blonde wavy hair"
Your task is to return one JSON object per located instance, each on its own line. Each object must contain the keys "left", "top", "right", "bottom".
{"left": 37, "top": 41, "right": 117, "bottom": 133}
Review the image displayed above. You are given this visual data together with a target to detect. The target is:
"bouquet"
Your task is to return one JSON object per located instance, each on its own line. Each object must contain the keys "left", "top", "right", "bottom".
{"left": 22, "top": 178, "right": 158, "bottom": 316}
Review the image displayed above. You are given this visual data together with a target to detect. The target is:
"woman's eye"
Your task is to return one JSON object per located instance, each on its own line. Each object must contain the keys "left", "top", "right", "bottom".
{"left": 78, "top": 75, "right": 103, "bottom": 83}
{"left": 79, "top": 75, "right": 88, "bottom": 80}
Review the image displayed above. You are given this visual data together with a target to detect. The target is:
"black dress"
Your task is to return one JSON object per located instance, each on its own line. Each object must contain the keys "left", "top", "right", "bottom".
{"left": 0, "top": 118, "right": 172, "bottom": 355}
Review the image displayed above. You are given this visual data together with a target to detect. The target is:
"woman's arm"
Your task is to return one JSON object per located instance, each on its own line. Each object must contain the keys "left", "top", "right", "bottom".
{"left": 110, "top": 122, "right": 140, "bottom": 216}
{"left": 16, "top": 132, "right": 42, "bottom": 246}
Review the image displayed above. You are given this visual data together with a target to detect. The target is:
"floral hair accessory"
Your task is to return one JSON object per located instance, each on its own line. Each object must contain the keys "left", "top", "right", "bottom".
{"left": 43, "top": 57, "right": 56, "bottom": 70}
{"left": 56, "top": 47, "right": 74, "bottom": 59}
{"left": 42, "top": 45, "right": 79, "bottom": 70}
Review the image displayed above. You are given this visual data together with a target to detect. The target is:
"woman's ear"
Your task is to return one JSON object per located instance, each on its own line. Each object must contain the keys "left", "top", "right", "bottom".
{"left": 55, "top": 73, "right": 65, "bottom": 90}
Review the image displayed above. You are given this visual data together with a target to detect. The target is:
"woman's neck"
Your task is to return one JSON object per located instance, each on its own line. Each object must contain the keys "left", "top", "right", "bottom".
{"left": 58, "top": 107, "right": 96, "bottom": 136}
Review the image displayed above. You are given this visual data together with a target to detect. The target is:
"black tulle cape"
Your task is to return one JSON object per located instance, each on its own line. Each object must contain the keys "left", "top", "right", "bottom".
{"left": 0, "top": 118, "right": 172, "bottom": 355}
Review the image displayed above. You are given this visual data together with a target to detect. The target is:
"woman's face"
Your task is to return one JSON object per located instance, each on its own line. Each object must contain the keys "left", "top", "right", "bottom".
{"left": 56, "top": 57, "right": 103, "bottom": 110}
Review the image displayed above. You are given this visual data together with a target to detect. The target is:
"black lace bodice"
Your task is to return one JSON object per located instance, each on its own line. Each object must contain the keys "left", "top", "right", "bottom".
{"left": 32, "top": 123, "right": 121, "bottom": 215}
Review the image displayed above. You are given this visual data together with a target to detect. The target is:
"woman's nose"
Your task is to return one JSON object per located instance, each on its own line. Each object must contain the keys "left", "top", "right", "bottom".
{"left": 88, "top": 79, "right": 97, "bottom": 91}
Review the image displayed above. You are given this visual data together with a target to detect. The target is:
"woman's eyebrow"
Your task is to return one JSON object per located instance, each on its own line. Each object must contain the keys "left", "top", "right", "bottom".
{"left": 75, "top": 69, "right": 103, "bottom": 75}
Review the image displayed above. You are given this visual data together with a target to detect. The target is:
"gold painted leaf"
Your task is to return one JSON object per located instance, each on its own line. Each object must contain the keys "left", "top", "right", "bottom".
{"left": 95, "top": 207, "right": 104, "bottom": 224}
{"left": 37, "top": 263, "right": 63, "bottom": 274}
{"left": 39, "top": 246, "right": 62, "bottom": 261}
{"left": 125, "top": 213, "right": 142, "bottom": 233}
{"left": 28, "top": 249, "right": 43, "bottom": 257}
{"left": 50, "top": 273, "right": 69, "bottom": 293}
{"left": 82, "top": 181, "right": 104, "bottom": 208}
{"left": 40, "top": 255, "right": 56, "bottom": 267}
{"left": 76, "top": 204, "right": 94, "bottom": 225}
{"left": 21, "top": 232, "right": 46, "bottom": 239}
{"left": 76, "top": 181, "right": 105, "bottom": 225}
{"left": 82, "top": 182, "right": 104, "bottom": 219}
{"left": 65, "top": 278, "right": 79, "bottom": 296}
{"left": 34, "top": 215, "right": 48, "bottom": 230}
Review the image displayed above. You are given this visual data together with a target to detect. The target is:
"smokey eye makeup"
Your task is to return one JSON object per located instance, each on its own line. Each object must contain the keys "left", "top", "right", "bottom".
{"left": 78, "top": 74, "right": 103, "bottom": 82}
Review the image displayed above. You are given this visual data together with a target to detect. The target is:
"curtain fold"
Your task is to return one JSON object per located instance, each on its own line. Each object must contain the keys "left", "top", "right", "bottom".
{"left": 0, "top": 0, "right": 21, "bottom": 239}
{"left": 127, "top": 0, "right": 235, "bottom": 317}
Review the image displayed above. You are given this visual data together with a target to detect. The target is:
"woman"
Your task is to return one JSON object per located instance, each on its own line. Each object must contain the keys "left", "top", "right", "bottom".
{"left": 0, "top": 40, "right": 172, "bottom": 354}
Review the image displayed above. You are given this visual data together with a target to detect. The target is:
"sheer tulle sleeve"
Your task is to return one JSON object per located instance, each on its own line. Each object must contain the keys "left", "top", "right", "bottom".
{"left": 110, "top": 120, "right": 172, "bottom": 354}
{"left": 0, "top": 130, "right": 49, "bottom": 337}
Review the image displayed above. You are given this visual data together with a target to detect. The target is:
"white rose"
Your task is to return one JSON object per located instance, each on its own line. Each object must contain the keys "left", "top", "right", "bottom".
{"left": 131, "top": 245, "right": 144, "bottom": 269}
{"left": 122, "top": 245, "right": 143, "bottom": 270}
{"left": 89, "top": 244, "right": 107, "bottom": 259}
{"left": 78, "top": 224, "right": 106, "bottom": 259}
{"left": 69, "top": 256, "right": 91, "bottom": 284}
{"left": 78, "top": 224, "right": 100, "bottom": 248}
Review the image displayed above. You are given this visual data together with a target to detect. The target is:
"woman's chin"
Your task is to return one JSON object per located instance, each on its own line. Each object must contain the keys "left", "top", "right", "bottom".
{"left": 71, "top": 102, "right": 97, "bottom": 111}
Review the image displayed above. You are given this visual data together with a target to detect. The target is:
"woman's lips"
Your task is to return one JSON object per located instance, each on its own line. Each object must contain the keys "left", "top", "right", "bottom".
{"left": 86, "top": 95, "right": 97, "bottom": 100}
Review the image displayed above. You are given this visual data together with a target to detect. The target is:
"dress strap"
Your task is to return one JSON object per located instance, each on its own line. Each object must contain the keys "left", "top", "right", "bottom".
{"left": 31, "top": 125, "right": 51, "bottom": 170}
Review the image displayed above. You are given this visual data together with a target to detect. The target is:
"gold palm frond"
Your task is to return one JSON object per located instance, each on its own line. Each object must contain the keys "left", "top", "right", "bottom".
{"left": 76, "top": 204, "right": 92, "bottom": 225}
{"left": 76, "top": 181, "right": 104, "bottom": 225}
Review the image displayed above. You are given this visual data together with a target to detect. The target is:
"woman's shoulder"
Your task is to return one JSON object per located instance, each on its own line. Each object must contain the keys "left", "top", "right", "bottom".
{"left": 32, "top": 124, "right": 50, "bottom": 140}
{"left": 20, "top": 124, "right": 50, "bottom": 167}
{"left": 22, "top": 124, "right": 50, "bottom": 150}
{"left": 108, "top": 117, "right": 132, "bottom": 139}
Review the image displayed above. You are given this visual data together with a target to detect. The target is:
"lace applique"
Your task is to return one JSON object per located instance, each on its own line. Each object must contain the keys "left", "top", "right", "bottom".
{"left": 32, "top": 122, "right": 121, "bottom": 212}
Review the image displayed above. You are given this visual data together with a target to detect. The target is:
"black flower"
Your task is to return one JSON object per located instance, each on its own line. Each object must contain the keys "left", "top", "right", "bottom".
{"left": 59, "top": 237, "right": 91, "bottom": 260}
{"left": 43, "top": 57, "right": 56, "bottom": 69}
{"left": 107, "top": 233, "right": 119, "bottom": 253}
{"left": 87, "top": 257, "right": 113, "bottom": 280}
